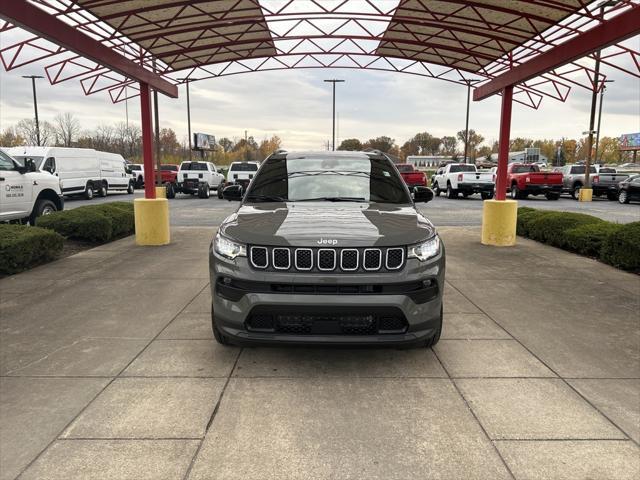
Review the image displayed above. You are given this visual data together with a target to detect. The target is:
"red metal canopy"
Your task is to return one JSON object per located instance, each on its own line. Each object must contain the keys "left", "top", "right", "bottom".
{"left": 1, "top": 0, "right": 638, "bottom": 109}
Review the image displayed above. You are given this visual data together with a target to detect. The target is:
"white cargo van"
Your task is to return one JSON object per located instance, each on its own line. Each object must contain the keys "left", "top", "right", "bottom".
{"left": 8, "top": 147, "right": 133, "bottom": 199}
{"left": 0, "top": 148, "right": 64, "bottom": 224}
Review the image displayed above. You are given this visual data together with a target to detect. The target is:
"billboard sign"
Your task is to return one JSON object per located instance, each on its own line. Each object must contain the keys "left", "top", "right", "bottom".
{"left": 194, "top": 133, "right": 216, "bottom": 150}
{"left": 619, "top": 133, "right": 640, "bottom": 151}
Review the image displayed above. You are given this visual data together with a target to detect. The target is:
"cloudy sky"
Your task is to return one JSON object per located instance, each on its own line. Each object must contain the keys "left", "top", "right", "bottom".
{"left": 1, "top": 47, "right": 638, "bottom": 151}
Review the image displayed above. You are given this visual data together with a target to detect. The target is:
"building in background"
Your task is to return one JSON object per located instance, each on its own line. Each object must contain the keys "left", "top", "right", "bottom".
{"left": 406, "top": 155, "right": 464, "bottom": 168}
{"left": 486, "top": 147, "right": 548, "bottom": 165}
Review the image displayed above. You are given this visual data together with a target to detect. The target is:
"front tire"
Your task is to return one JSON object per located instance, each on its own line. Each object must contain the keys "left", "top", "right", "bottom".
{"left": 166, "top": 182, "right": 176, "bottom": 199}
{"left": 618, "top": 190, "right": 629, "bottom": 204}
{"left": 127, "top": 182, "right": 134, "bottom": 194}
{"left": 211, "top": 305, "right": 231, "bottom": 346}
{"left": 29, "top": 199, "right": 57, "bottom": 225}
{"left": 217, "top": 182, "right": 225, "bottom": 199}
{"left": 434, "top": 182, "right": 441, "bottom": 197}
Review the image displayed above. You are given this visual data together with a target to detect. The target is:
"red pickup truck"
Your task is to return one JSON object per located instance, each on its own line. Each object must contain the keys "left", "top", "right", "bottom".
{"left": 396, "top": 164, "right": 427, "bottom": 188}
{"left": 506, "top": 163, "right": 562, "bottom": 200}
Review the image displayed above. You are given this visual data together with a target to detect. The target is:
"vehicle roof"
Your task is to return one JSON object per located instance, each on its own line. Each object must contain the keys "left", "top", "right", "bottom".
{"left": 7, "top": 146, "right": 98, "bottom": 155}
{"left": 230, "top": 160, "right": 260, "bottom": 164}
{"left": 271, "top": 150, "right": 391, "bottom": 161}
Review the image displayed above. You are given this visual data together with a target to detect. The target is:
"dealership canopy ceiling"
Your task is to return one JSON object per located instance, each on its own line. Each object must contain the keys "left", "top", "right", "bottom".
{"left": 1, "top": 0, "right": 639, "bottom": 108}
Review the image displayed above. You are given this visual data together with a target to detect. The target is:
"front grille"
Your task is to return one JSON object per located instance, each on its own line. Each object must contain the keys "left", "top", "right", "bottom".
{"left": 246, "top": 307, "right": 408, "bottom": 335}
{"left": 272, "top": 248, "right": 290, "bottom": 270}
{"left": 318, "top": 249, "right": 336, "bottom": 271}
{"left": 249, "top": 246, "right": 406, "bottom": 273}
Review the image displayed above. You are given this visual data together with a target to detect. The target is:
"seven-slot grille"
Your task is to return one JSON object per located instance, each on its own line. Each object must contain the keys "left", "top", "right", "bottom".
{"left": 249, "top": 246, "right": 406, "bottom": 272}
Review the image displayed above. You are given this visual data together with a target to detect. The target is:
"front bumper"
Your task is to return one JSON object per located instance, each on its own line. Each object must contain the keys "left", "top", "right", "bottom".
{"left": 209, "top": 245, "right": 445, "bottom": 345}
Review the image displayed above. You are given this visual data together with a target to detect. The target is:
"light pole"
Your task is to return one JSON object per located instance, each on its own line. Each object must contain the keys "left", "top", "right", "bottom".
{"left": 462, "top": 79, "right": 481, "bottom": 164}
{"left": 594, "top": 79, "right": 614, "bottom": 163}
{"left": 22, "top": 75, "right": 44, "bottom": 146}
{"left": 177, "top": 77, "right": 198, "bottom": 160}
{"left": 324, "top": 79, "right": 344, "bottom": 151}
{"left": 585, "top": 0, "right": 619, "bottom": 190}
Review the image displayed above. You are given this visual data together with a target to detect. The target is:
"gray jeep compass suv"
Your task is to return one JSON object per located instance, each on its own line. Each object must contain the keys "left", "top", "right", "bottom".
{"left": 209, "top": 150, "right": 445, "bottom": 347}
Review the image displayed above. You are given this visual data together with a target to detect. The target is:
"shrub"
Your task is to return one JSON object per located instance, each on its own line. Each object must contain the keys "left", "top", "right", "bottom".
{"left": 601, "top": 222, "right": 640, "bottom": 271}
{"left": 565, "top": 222, "right": 623, "bottom": 258}
{"left": 36, "top": 202, "right": 135, "bottom": 243}
{"left": 0, "top": 224, "right": 64, "bottom": 275}
{"left": 527, "top": 211, "right": 603, "bottom": 248}
{"left": 516, "top": 208, "right": 550, "bottom": 237}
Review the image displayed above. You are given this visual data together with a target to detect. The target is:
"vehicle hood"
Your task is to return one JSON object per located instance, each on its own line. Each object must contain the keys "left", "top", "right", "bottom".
{"left": 219, "top": 202, "right": 436, "bottom": 247}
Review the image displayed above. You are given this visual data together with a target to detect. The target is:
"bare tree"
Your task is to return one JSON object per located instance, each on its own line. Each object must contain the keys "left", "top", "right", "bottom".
{"left": 15, "top": 118, "right": 55, "bottom": 146}
{"left": 53, "top": 112, "right": 81, "bottom": 147}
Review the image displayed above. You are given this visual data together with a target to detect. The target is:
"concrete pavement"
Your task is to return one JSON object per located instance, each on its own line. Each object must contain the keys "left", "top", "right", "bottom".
{"left": 0, "top": 227, "right": 638, "bottom": 479}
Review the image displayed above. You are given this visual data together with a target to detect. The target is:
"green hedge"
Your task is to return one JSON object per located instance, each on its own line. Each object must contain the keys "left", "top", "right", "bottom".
{"left": 0, "top": 225, "right": 64, "bottom": 275}
{"left": 517, "top": 207, "right": 639, "bottom": 272}
{"left": 601, "top": 222, "right": 640, "bottom": 271}
{"left": 37, "top": 202, "right": 134, "bottom": 243}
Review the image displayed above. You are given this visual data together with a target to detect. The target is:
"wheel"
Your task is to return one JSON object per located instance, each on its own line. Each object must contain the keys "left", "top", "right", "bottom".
{"left": 127, "top": 182, "right": 134, "bottom": 194}
{"left": 607, "top": 192, "right": 618, "bottom": 201}
{"left": 510, "top": 184, "right": 520, "bottom": 199}
{"left": 98, "top": 183, "right": 108, "bottom": 197}
{"left": 545, "top": 192, "right": 560, "bottom": 200}
{"left": 434, "top": 182, "right": 441, "bottom": 197}
{"left": 84, "top": 184, "right": 94, "bottom": 200}
{"left": 211, "top": 305, "right": 231, "bottom": 346}
{"left": 166, "top": 182, "right": 176, "bottom": 199}
{"left": 446, "top": 185, "right": 457, "bottom": 199}
{"left": 481, "top": 191, "right": 493, "bottom": 200}
{"left": 218, "top": 183, "right": 225, "bottom": 199}
{"left": 135, "top": 176, "right": 144, "bottom": 189}
{"left": 618, "top": 190, "right": 629, "bottom": 204}
{"left": 571, "top": 184, "right": 582, "bottom": 200}
{"left": 198, "top": 183, "right": 210, "bottom": 199}
{"left": 422, "top": 305, "right": 442, "bottom": 348}
{"left": 29, "top": 199, "right": 57, "bottom": 225}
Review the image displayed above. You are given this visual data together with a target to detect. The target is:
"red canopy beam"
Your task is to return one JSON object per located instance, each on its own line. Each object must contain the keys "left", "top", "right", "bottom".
{"left": 0, "top": 0, "right": 178, "bottom": 98}
{"left": 474, "top": 4, "right": 640, "bottom": 101}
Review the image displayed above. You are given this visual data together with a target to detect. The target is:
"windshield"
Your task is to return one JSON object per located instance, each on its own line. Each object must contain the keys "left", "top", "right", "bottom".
{"left": 396, "top": 164, "right": 414, "bottom": 173}
{"left": 12, "top": 155, "right": 44, "bottom": 168}
{"left": 245, "top": 156, "right": 411, "bottom": 204}
{"left": 0, "top": 150, "right": 18, "bottom": 170}
{"left": 230, "top": 163, "right": 258, "bottom": 171}
{"left": 180, "top": 162, "right": 208, "bottom": 171}
{"left": 449, "top": 165, "right": 476, "bottom": 173}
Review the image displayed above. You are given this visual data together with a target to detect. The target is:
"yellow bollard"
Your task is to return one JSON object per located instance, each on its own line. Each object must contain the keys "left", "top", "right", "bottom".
{"left": 481, "top": 199, "right": 518, "bottom": 247}
{"left": 134, "top": 197, "right": 170, "bottom": 246}
{"left": 578, "top": 188, "right": 593, "bottom": 202}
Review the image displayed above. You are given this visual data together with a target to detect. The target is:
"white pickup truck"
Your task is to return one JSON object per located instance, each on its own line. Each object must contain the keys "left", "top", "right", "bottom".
{"left": 176, "top": 161, "right": 225, "bottom": 198}
{"left": 0, "top": 148, "right": 64, "bottom": 225}
{"left": 432, "top": 163, "right": 495, "bottom": 199}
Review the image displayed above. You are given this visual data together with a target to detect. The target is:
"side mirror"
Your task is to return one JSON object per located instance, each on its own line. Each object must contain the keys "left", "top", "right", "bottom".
{"left": 413, "top": 186, "right": 434, "bottom": 203}
{"left": 222, "top": 184, "right": 243, "bottom": 201}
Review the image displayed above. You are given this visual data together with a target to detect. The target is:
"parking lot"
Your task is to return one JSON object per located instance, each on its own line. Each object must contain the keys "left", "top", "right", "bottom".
{"left": 68, "top": 188, "right": 640, "bottom": 227}
{"left": 1, "top": 203, "right": 638, "bottom": 479}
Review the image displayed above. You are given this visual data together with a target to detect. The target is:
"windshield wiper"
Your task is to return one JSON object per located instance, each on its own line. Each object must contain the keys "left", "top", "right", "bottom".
{"left": 294, "top": 196, "right": 366, "bottom": 202}
{"left": 245, "top": 194, "right": 287, "bottom": 202}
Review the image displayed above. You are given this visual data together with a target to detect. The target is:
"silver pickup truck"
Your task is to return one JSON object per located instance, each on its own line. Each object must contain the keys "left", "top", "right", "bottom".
{"left": 558, "top": 164, "right": 597, "bottom": 199}
{"left": 592, "top": 168, "right": 630, "bottom": 201}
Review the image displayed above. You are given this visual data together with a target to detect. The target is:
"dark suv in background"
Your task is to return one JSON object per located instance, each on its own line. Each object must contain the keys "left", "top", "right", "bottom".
{"left": 209, "top": 150, "right": 445, "bottom": 348}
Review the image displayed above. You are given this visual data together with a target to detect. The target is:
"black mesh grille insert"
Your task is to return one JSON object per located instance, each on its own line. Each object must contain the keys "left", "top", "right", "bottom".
{"left": 386, "top": 248, "right": 404, "bottom": 269}
{"left": 247, "top": 314, "right": 275, "bottom": 331}
{"left": 250, "top": 247, "right": 267, "bottom": 268}
{"left": 272, "top": 248, "right": 290, "bottom": 269}
{"left": 378, "top": 316, "right": 407, "bottom": 332}
{"left": 364, "top": 249, "right": 382, "bottom": 270}
{"left": 295, "top": 249, "right": 313, "bottom": 270}
{"left": 341, "top": 249, "right": 358, "bottom": 270}
{"left": 318, "top": 250, "right": 336, "bottom": 270}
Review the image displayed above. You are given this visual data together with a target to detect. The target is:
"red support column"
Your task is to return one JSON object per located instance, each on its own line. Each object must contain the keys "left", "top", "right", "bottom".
{"left": 140, "top": 82, "right": 156, "bottom": 200}
{"left": 494, "top": 85, "right": 513, "bottom": 201}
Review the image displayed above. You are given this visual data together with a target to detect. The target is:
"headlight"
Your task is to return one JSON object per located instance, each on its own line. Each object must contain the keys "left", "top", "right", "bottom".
{"left": 213, "top": 233, "right": 246, "bottom": 260}
{"left": 408, "top": 235, "right": 440, "bottom": 262}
